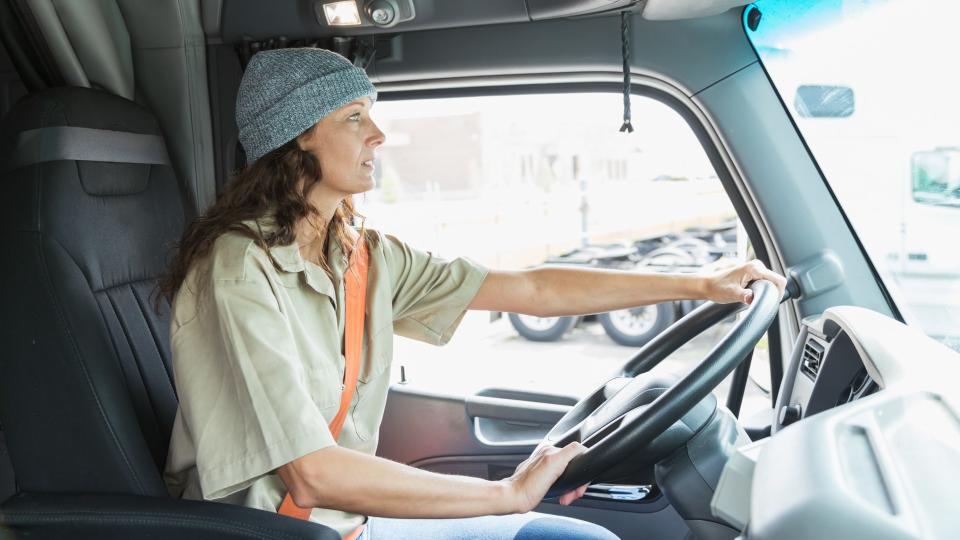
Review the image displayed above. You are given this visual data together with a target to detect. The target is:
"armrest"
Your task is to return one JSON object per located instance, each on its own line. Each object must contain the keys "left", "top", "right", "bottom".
{"left": 0, "top": 492, "right": 341, "bottom": 540}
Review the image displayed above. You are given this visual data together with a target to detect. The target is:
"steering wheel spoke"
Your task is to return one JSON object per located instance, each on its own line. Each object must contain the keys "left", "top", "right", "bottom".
{"left": 580, "top": 375, "right": 674, "bottom": 436}
{"left": 540, "top": 376, "right": 635, "bottom": 446}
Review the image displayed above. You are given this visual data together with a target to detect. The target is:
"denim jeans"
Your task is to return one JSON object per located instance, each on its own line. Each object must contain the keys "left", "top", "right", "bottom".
{"left": 358, "top": 512, "right": 620, "bottom": 540}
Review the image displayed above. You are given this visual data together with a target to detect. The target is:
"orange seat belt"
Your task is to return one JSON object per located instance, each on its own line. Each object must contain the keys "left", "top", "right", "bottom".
{"left": 278, "top": 238, "right": 368, "bottom": 540}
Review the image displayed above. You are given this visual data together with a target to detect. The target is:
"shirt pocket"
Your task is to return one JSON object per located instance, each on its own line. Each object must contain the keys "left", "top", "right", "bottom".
{"left": 304, "top": 363, "right": 344, "bottom": 415}
{"left": 351, "top": 351, "right": 392, "bottom": 441}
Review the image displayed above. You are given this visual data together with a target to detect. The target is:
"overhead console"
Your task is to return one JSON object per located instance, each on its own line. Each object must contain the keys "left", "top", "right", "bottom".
{"left": 217, "top": 0, "right": 604, "bottom": 41}
{"left": 213, "top": 0, "right": 750, "bottom": 42}
{"left": 525, "top": 0, "right": 633, "bottom": 20}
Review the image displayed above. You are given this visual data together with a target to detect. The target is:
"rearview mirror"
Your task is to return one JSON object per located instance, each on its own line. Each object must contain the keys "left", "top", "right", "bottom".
{"left": 794, "top": 85, "right": 855, "bottom": 118}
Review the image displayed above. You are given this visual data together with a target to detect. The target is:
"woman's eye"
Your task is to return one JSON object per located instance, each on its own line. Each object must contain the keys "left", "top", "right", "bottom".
{"left": 349, "top": 113, "right": 361, "bottom": 121}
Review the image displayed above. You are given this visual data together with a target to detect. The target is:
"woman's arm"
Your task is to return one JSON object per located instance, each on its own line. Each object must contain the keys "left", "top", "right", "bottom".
{"left": 276, "top": 442, "right": 587, "bottom": 518}
{"left": 469, "top": 260, "right": 787, "bottom": 316}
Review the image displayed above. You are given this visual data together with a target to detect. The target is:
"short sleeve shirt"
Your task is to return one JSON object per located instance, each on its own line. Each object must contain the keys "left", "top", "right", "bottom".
{"left": 163, "top": 219, "right": 488, "bottom": 536}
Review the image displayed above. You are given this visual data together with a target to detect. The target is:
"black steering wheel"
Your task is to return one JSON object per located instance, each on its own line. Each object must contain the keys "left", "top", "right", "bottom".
{"left": 542, "top": 280, "right": 782, "bottom": 497}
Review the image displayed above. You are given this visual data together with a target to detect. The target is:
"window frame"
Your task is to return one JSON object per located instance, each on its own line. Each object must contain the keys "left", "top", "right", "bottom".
{"left": 375, "top": 81, "right": 790, "bottom": 409}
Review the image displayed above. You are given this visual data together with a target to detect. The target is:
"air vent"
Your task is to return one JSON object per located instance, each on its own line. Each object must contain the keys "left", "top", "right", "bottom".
{"left": 801, "top": 338, "right": 825, "bottom": 380}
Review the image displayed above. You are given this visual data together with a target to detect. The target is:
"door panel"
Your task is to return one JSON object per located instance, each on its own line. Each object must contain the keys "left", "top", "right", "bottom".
{"left": 377, "top": 385, "right": 540, "bottom": 466}
{"left": 377, "top": 384, "right": 690, "bottom": 539}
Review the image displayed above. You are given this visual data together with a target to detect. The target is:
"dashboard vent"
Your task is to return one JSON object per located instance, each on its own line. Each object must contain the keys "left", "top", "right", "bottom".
{"left": 801, "top": 338, "right": 825, "bottom": 380}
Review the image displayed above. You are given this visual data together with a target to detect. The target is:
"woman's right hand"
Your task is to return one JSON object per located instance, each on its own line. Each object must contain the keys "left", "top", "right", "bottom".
{"left": 501, "top": 442, "right": 589, "bottom": 513}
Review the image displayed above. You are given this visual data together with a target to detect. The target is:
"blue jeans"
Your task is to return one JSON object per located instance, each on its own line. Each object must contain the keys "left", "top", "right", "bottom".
{"left": 358, "top": 512, "right": 620, "bottom": 540}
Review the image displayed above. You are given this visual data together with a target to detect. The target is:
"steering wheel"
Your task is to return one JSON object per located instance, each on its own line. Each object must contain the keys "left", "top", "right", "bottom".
{"left": 541, "top": 280, "right": 782, "bottom": 497}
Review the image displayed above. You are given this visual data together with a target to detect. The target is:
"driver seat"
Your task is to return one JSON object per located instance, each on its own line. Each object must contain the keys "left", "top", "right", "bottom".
{"left": 0, "top": 86, "right": 335, "bottom": 539}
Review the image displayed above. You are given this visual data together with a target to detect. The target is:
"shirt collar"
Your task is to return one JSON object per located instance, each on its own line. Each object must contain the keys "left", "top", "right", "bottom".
{"left": 242, "top": 216, "right": 349, "bottom": 299}
{"left": 241, "top": 217, "right": 303, "bottom": 273}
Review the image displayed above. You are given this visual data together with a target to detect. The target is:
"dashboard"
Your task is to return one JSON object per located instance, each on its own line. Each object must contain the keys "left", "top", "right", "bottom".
{"left": 774, "top": 313, "right": 880, "bottom": 432}
{"left": 711, "top": 306, "right": 960, "bottom": 539}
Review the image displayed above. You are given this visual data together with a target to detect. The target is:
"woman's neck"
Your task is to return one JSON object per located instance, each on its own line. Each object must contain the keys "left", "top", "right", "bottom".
{"left": 294, "top": 191, "right": 344, "bottom": 264}
{"left": 293, "top": 214, "right": 328, "bottom": 265}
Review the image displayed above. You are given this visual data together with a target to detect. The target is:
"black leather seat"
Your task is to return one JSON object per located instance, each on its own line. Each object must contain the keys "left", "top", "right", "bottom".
{"left": 0, "top": 87, "right": 336, "bottom": 539}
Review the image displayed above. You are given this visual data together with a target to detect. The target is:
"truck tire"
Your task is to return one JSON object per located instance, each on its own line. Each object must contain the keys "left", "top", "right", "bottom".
{"left": 508, "top": 313, "right": 577, "bottom": 342}
{"left": 598, "top": 302, "right": 675, "bottom": 347}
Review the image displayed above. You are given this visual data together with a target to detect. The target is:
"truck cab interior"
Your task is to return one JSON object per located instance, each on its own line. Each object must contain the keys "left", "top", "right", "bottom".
{"left": 0, "top": 0, "right": 958, "bottom": 539}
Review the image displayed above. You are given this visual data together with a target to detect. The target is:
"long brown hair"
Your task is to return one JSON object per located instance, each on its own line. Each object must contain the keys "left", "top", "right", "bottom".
{"left": 156, "top": 131, "right": 364, "bottom": 308}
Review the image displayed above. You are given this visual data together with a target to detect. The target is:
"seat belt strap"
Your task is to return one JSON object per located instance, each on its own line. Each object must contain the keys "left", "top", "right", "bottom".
{"left": 278, "top": 238, "right": 368, "bottom": 540}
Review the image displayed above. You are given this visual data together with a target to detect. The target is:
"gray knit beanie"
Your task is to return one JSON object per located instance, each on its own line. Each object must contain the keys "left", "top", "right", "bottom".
{"left": 236, "top": 48, "right": 378, "bottom": 164}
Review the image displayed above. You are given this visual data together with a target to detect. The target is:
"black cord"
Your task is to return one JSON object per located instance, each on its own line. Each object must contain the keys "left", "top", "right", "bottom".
{"left": 352, "top": 37, "right": 377, "bottom": 70}
{"left": 619, "top": 11, "right": 634, "bottom": 133}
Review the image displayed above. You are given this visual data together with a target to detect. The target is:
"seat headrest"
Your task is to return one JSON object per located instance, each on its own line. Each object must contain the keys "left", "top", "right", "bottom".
{"left": 1, "top": 86, "right": 159, "bottom": 140}
{"left": 1, "top": 87, "right": 169, "bottom": 195}
{"left": 0, "top": 87, "right": 186, "bottom": 291}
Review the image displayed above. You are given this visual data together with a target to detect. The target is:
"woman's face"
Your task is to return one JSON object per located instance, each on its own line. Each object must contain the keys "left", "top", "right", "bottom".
{"left": 298, "top": 97, "right": 385, "bottom": 197}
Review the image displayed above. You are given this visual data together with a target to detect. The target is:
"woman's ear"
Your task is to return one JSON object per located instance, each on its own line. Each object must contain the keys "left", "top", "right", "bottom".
{"left": 296, "top": 122, "right": 320, "bottom": 151}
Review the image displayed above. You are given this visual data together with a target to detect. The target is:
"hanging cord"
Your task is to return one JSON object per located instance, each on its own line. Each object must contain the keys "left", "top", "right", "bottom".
{"left": 619, "top": 11, "right": 634, "bottom": 133}
{"left": 353, "top": 37, "right": 377, "bottom": 70}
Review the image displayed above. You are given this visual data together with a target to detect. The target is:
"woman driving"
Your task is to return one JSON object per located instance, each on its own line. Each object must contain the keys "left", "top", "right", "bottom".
{"left": 159, "top": 47, "right": 786, "bottom": 540}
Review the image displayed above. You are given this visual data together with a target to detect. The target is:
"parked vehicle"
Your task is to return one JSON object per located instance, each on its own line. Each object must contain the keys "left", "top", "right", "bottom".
{"left": 508, "top": 222, "right": 737, "bottom": 346}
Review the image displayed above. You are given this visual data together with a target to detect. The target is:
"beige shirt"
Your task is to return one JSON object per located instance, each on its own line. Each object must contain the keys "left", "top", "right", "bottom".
{"left": 163, "top": 219, "right": 488, "bottom": 536}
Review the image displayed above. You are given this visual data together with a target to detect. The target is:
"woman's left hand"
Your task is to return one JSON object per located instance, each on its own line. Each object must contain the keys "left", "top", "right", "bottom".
{"left": 703, "top": 259, "right": 787, "bottom": 305}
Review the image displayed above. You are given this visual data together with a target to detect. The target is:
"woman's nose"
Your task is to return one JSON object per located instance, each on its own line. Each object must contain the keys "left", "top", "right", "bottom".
{"left": 367, "top": 122, "right": 386, "bottom": 148}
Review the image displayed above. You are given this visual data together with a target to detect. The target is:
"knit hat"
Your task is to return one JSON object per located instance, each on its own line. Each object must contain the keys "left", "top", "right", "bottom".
{"left": 236, "top": 48, "right": 378, "bottom": 164}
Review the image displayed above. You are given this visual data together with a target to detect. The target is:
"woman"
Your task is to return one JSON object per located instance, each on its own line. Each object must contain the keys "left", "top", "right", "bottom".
{"left": 160, "top": 48, "right": 786, "bottom": 540}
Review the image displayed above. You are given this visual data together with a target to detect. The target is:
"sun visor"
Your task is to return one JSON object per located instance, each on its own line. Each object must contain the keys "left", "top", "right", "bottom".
{"left": 642, "top": 0, "right": 751, "bottom": 20}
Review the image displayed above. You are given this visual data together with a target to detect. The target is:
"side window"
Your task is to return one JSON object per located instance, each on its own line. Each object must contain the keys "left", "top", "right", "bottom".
{"left": 360, "top": 92, "right": 770, "bottom": 419}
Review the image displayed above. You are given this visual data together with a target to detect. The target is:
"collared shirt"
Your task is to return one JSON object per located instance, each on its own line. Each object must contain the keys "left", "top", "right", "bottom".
{"left": 163, "top": 219, "right": 488, "bottom": 536}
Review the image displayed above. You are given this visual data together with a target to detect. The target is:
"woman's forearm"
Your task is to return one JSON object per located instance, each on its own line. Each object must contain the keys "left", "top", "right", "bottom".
{"left": 469, "top": 260, "right": 785, "bottom": 316}
{"left": 471, "top": 266, "right": 707, "bottom": 318}
{"left": 278, "top": 446, "right": 517, "bottom": 518}
{"left": 525, "top": 266, "right": 707, "bottom": 317}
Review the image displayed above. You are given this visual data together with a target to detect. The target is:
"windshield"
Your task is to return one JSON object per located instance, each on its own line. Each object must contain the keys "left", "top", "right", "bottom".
{"left": 748, "top": 0, "right": 960, "bottom": 351}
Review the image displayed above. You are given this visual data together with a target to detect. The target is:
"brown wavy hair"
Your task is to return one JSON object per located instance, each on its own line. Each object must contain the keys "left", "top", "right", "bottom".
{"left": 155, "top": 130, "right": 365, "bottom": 308}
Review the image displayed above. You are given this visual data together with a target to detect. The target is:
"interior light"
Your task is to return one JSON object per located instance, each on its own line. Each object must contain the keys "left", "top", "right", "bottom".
{"left": 323, "top": 1, "right": 362, "bottom": 26}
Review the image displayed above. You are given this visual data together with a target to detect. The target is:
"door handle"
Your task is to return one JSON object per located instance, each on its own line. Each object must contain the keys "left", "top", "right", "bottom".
{"left": 582, "top": 483, "right": 651, "bottom": 502}
{"left": 465, "top": 395, "right": 571, "bottom": 424}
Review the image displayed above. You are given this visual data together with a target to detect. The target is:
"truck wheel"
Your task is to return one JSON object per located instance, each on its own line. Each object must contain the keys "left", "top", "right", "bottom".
{"left": 508, "top": 313, "right": 577, "bottom": 342}
{"left": 598, "top": 302, "right": 676, "bottom": 347}
{"left": 678, "top": 299, "right": 706, "bottom": 317}
{"left": 640, "top": 246, "right": 696, "bottom": 267}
